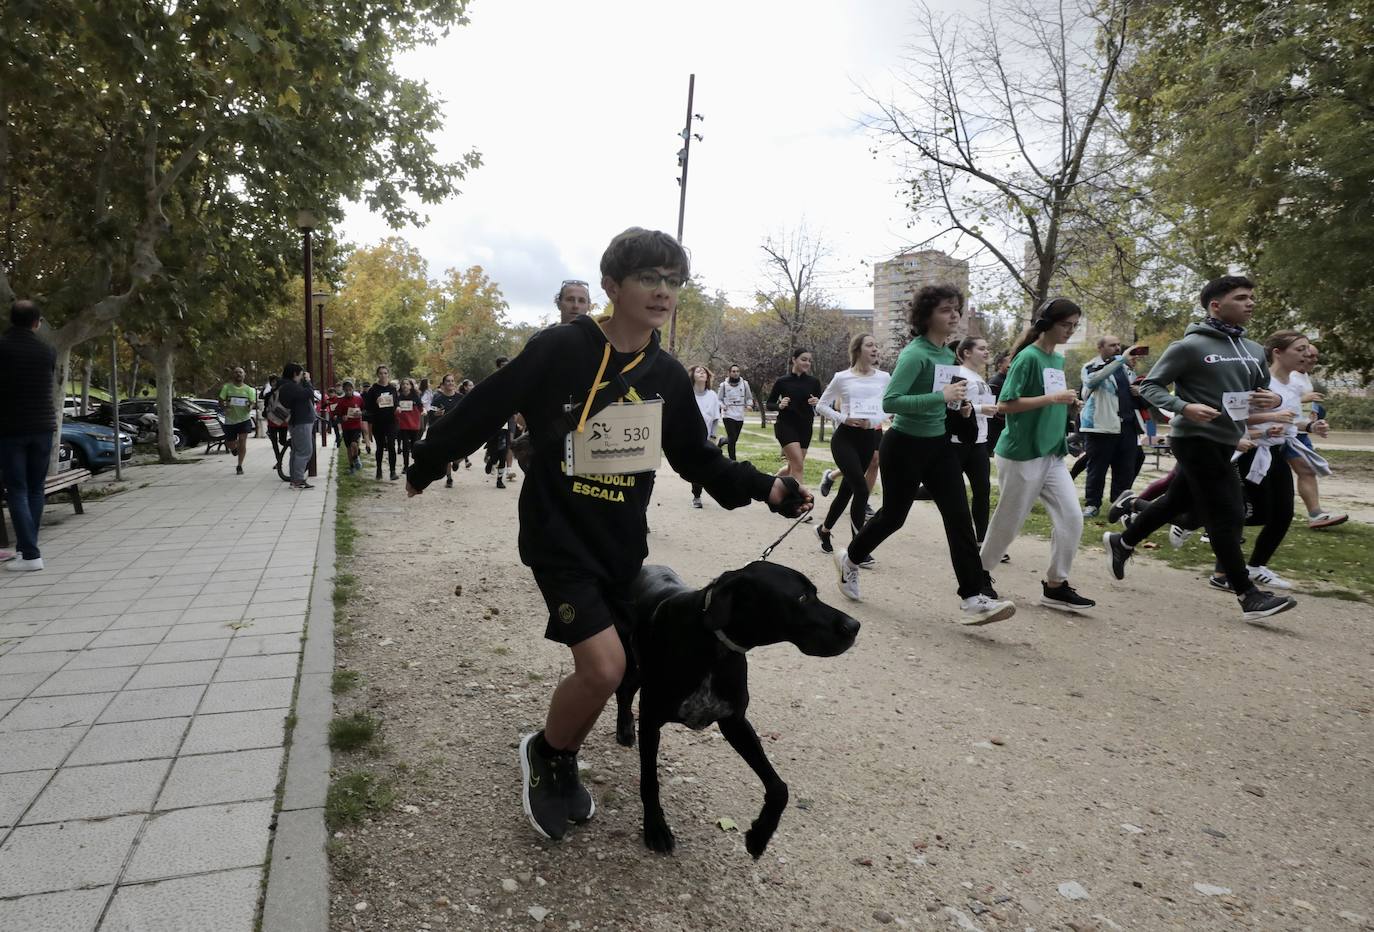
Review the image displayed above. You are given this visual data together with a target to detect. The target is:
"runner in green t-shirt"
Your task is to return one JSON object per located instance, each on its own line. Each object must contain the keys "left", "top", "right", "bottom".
{"left": 219, "top": 367, "right": 257, "bottom": 475}
{"left": 978, "top": 299, "right": 1096, "bottom": 614}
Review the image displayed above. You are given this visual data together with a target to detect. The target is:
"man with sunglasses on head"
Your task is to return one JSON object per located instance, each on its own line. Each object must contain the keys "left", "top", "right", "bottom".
{"left": 556, "top": 279, "right": 591, "bottom": 325}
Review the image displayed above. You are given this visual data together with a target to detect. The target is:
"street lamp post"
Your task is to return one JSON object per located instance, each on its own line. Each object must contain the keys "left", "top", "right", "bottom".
{"left": 297, "top": 210, "right": 319, "bottom": 476}
{"left": 669, "top": 74, "right": 704, "bottom": 354}
{"left": 323, "top": 328, "right": 336, "bottom": 390}
{"left": 313, "top": 291, "right": 331, "bottom": 448}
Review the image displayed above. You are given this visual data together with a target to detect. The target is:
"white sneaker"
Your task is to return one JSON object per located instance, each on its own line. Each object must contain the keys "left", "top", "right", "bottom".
{"left": 1248, "top": 565, "right": 1293, "bottom": 590}
{"left": 505, "top": 470, "right": 518, "bottom": 482}
{"left": 834, "top": 549, "right": 861, "bottom": 602}
{"left": 5, "top": 557, "right": 44, "bottom": 572}
{"left": 1168, "top": 525, "right": 1193, "bottom": 549}
{"left": 959, "top": 594, "right": 1016, "bottom": 625}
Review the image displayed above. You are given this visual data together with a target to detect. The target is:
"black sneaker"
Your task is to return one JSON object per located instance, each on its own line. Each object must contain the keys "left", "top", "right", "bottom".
{"left": 819, "top": 469, "right": 836, "bottom": 497}
{"left": 1107, "top": 489, "right": 1136, "bottom": 524}
{"left": 235, "top": 464, "right": 244, "bottom": 475}
{"left": 816, "top": 524, "right": 834, "bottom": 554}
{"left": 1103, "top": 531, "right": 1132, "bottom": 580}
{"left": 1040, "top": 581, "right": 1095, "bottom": 614}
{"left": 1238, "top": 588, "right": 1297, "bottom": 622}
{"left": 445, "top": 477, "right": 454, "bottom": 488}
{"left": 1208, "top": 574, "right": 1234, "bottom": 592}
{"left": 390, "top": 471, "right": 399, "bottom": 481}
{"left": 519, "top": 732, "right": 569, "bottom": 840}
{"left": 375, "top": 467, "right": 383, "bottom": 480}
{"left": 553, "top": 753, "right": 596, "bottom": 824}
{"left": 981, "top": 573, "right": 999, "bottom": 600}
{"left": 496, "top": 476, "right": 506, "bottom": 489}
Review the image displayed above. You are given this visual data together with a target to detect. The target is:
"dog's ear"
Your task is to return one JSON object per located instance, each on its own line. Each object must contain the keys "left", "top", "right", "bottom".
{"left": 702, "top": 569, "right": 744, "bottom": 631}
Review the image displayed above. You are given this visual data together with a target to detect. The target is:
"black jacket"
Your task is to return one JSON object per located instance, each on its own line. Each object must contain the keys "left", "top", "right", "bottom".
{"left": 0, "top": 327, "right": 57, "bottom": 437}
{"left": 276, "top": 379, "right": 317, "bottom": 425}
{"left": 410, "top": 316, "right": 775, "bottom": 582}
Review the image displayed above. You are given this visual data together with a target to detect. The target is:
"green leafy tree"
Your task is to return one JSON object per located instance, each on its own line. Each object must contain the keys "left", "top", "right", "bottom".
{"left": 1, "top": 0, "right": 480, "bottom": 442}
{"left": 1120, "top": 0, "right": 1374, "bottom": 374}
{"left": 428, "top": 265, "right": 514, "bottom": 383}
{"left": 330, "top": 239, "right": 437, "bottom": 380}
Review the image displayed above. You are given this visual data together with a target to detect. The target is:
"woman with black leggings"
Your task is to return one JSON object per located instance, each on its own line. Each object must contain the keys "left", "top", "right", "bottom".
{"left": 952, "top": 336, "right": 998, "bottom": 545}
{"left": 832, "top": 286, "right": 1015, "bottom": 626}
{"left": 766, "top": 349, "right": 821, "bottom": 485}
{"left": 815, "top": 334, "right": 888, "bottom": 554}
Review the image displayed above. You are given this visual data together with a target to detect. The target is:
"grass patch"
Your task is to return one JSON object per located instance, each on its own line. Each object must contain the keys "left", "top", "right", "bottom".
{"left": 491, "top": 645, "right": 510, "bottom": 656}
{"left": 328, "top": 711, "right": 380, "bottom": 751}
{"left": 1321, "top": 448, "right": 1374, "bottom": 481}
{"left": 324, "top": 770, "right": 395, "bottom": 830}
{"left": 331, "top": 668, "right": 360, "bottom": 694}
{"left": 80, "top": 483, "right": 128, "bottom": 502}
{"left": 332, "top": 572, "right": 358, "bottom": 608}
{"left": 335, "top": 453, "right": 363, "bottom": 559}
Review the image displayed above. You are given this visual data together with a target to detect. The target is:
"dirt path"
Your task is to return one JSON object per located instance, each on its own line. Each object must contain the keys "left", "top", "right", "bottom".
{"left": 328, "top": 465, "right": 1373, "bottom": 932}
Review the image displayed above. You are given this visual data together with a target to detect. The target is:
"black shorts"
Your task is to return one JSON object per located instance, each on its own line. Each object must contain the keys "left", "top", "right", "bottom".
{"left": 223, "top": 420, "right": 253, "bottom": 438}
{"left": 532, "top": 569, "right": 632, "bottom": 647}
{"left": 342, "top": 428, "right": 362, "bottom": 445}
{"left": 774, "top": 418, "right": 812, "bottom": 450}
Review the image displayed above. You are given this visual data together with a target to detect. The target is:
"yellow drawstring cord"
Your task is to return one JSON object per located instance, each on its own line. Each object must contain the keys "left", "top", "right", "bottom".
{"left": 575, "top": 328, "right": 649, "bottom": 434}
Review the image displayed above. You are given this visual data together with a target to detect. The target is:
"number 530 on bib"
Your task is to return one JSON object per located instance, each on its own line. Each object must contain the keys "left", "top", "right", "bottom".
{"left": 565, "top": 399, "right": 664, "bottom": 476}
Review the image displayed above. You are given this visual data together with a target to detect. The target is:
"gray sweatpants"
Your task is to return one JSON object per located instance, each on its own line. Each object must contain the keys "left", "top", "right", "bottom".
{"left": 289, "top": 422, "right": 314, "bottom": 483}
{"left": 980, "top": 454, "right": 1083, "bottom": 583}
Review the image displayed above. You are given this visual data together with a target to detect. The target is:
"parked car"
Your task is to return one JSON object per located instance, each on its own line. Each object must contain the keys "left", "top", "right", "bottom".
{"left": 60, "top": 419, "right": 133, "bottom": 473}
{"left": 73, "top": 407, "right": 183, "bottom": 449}
{"left": 104, "top": 398, "right": 223, "bottom": 446}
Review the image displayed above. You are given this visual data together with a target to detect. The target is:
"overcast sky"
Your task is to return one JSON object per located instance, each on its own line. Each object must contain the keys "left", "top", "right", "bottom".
{"left": 339, "top": 0, "right": 958, "bottom": 326}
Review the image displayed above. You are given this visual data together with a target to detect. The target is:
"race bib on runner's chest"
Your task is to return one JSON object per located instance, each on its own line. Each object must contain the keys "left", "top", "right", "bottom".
{"left": 398, "top": 400, "right": 413, "bottom": 412}
{"left": 230, "top": 396, "right": 248, "bottom": 407}
{"left": 376, "top": 393, "right": 394, "bottom": 409}
{"left": 1221, "top": 391, "right": 1253, "bottom": 420}
{"left": 565, "top": 400, "right": 663, "bottom": 476}
{"left": 849, "top": 398, "right": 882, "bottom": 420}
{"left": 346, "top": 407, "right": 361, "bottom": 420}
{"left": 1042, "top": 368, "right": 1067, "bottom": 395}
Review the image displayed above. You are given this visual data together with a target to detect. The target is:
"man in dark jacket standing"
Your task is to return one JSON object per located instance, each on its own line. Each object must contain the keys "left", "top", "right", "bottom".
{"left": 0, "top": 301, "right": 57, "bottom": 571}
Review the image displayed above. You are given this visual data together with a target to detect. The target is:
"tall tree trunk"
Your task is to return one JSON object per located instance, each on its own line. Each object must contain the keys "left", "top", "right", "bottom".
{"left": 153, "top": 341, "right": 179, "bottom": 463}
{"left": 80, "top": 355, "right": 93, "bottom": 415}
{"left": 50, "top": 346, "right": 70, "bottom": 472}
{"left": 128, "top": 356, "right": 140, "bottom": 399}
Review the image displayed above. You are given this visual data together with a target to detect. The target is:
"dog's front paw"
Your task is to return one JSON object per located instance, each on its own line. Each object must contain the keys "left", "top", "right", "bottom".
{"left": 643, "top": 816, "right": 675, "bottom": 854}
{"left": 745, "top": 824, "right": 775, "bottom": 859}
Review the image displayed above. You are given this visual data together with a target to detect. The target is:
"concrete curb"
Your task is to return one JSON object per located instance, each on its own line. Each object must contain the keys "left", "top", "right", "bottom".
{"left": 262, "top": 451, "right": 338, "bottom": 931}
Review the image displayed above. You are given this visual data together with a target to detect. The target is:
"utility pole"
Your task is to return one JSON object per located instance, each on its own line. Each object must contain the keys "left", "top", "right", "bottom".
{"left": 670, "top": 74, "right": 704, "bottom": 354}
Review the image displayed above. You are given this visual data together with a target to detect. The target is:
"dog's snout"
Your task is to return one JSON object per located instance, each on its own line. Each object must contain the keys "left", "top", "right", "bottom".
{"left": 839, "top": 615, "right": 860, "bottom": 638}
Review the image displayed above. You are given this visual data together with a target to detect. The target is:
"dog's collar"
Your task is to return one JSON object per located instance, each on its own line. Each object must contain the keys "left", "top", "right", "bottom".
{"left": 702, "top": 585, "right": 747, "bottom": 654}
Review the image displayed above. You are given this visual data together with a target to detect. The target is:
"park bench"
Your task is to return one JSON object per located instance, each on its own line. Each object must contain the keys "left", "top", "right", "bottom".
{"left": 0, "top": 467, "right": 91, "bottom": 548}
{"left": 1145, "top": 437, "right": 1173, "bottom": 471}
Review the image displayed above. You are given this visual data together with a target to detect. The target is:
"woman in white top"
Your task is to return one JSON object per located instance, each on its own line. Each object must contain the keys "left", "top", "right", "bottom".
{"left": 952, "top": 336, "right": 1000, "bottom": 545}
{"left": 814, "top": 334, "right": 890, "bottom": 553}
{"left": 688, "top": 365, "right": 721, "bottom": 508}
{"left": 1217, "top": 329, "right": 1318, "bottom": 590}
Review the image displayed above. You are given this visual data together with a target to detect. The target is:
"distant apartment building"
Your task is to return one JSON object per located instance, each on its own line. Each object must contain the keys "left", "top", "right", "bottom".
{"left": 872, "top": 249, "right": 972, "bottom": 355}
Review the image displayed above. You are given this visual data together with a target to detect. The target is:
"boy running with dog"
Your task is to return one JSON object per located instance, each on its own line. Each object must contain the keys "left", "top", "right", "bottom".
{"left": 406, "top": 227, "right": 812, "bottom": 842}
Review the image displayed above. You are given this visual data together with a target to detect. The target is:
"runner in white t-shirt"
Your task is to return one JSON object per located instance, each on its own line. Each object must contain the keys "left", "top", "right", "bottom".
{"left": 688, "top": 365, "right": 721, "bottom": 508}
{"left": 814, "top": 334, "right": 890, "bottom": 557}
{"left": 1289, "top": 343, "right": 1345, "bottom": 528}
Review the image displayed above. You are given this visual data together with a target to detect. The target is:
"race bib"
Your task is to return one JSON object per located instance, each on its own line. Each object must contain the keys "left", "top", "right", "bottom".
{"left": 566, "top": 400, "right": 663, "bottom": 476}
{"left": 376, "top": 394, "right": 394, "bottom": 409}
{"left": 1042, "top": 369, "right": 1067, "bottom": 394}
{"left": 229, "top": 396, "right": 248, "bottom": 408}
{"left": 398, "top": 400, "right": 413, "bottom": 412}
{"left": 932, "top": 364, "right": 963, "bottom": 410}
{"left": 346, "top": 407, "right": 361, "bottom": 420}
{"left": 1222, "top": 391, "right": 1253, "bottom": 421}
{"left": 849, "top": 398, "right": 882, "bottom": 420}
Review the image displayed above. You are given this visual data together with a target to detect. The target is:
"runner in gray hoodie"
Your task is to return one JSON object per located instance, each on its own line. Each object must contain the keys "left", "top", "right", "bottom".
{"left": 1103, "top": 275, "right": 1297, "bottom": 622}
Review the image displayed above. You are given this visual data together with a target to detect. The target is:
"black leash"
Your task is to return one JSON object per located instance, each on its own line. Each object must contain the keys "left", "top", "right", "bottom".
{"left": 759, "top": 511, "right": 811, "bottom": 561}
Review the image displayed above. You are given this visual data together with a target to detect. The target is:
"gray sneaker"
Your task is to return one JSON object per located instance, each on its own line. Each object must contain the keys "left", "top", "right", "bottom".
{"left": 519, "top": 732, "right": 569, "bottom": 840}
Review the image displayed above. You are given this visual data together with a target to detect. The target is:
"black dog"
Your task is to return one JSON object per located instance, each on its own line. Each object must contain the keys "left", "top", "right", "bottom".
{"left": 615, "top": 561, "right": 860, "bottom": 859}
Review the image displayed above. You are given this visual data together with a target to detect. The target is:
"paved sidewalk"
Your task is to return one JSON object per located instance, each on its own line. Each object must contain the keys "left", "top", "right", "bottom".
{"left": 0, "top": 449, "right": 333, "bottom": 931}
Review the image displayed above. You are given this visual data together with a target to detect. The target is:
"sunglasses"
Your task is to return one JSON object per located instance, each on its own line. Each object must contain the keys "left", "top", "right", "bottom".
{"left": 561, "top": 279, "right": 589, "bottom": 288}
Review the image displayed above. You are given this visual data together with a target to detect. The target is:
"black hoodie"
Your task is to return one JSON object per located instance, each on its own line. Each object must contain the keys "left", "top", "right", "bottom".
{"left": 410, "top": 316, "right": 775, "bottom": 582}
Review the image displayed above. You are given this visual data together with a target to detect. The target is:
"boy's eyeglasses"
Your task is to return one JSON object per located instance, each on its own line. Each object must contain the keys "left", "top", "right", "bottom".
{"left": 629, "top": 270, "right": 685, "bottom": 291}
